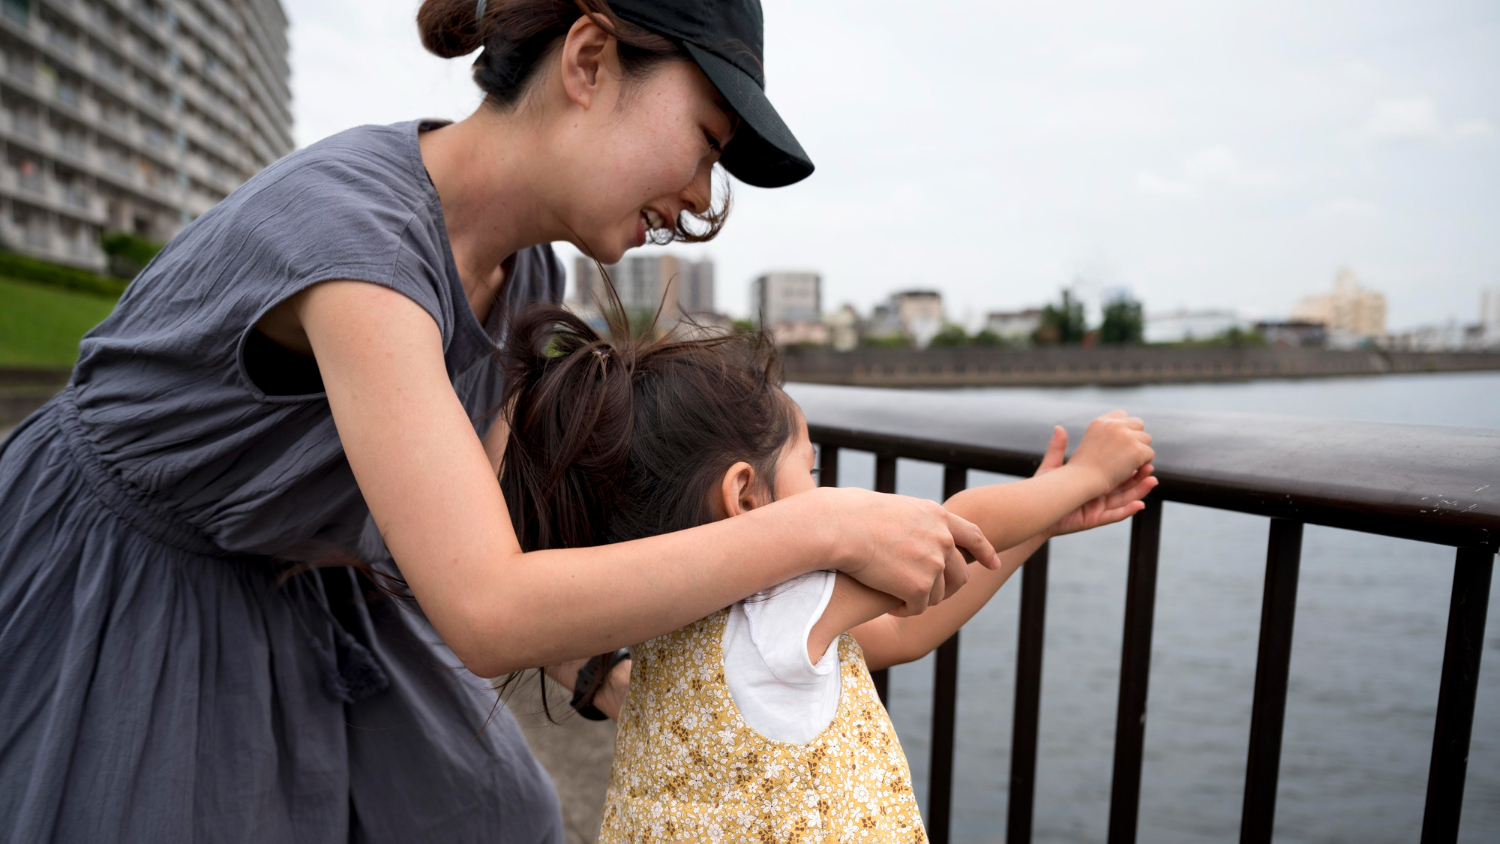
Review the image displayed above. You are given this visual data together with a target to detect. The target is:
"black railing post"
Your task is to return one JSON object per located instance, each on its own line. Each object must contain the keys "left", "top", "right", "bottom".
{"left": 817, "top": 442, "right": 839, "bottom": 490}
{"left": 1108, "top": 496, "right": 1163, "bottom": 844}
{"left": 1240, "top": 519, "right": 1304, "bottom": 843}
{"left": 1007, "top": 540, "right": 1050, "bottom": 844}
{"left": 926, "top": 463, "right": 968, "bottom": 844}
{"left": 870, "top": 453, "right": 898, "bottom": 706}
{"left": 1420, "top": 545, "right": 1495, "bottom": 843}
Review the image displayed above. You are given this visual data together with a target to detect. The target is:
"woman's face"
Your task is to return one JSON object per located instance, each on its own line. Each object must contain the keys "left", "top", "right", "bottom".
{"left": 563, "top": 57, "right": 735, "bottom": 263}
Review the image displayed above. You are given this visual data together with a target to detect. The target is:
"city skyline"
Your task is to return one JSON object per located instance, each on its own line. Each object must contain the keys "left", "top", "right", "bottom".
{"left": 281, "top": 1, "right": 1497, "bottom": 331}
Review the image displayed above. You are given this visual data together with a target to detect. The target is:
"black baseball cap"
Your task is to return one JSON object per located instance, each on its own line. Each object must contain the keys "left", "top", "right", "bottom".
{"left": 608, "top": 0, "right": 814, "bottom": 188}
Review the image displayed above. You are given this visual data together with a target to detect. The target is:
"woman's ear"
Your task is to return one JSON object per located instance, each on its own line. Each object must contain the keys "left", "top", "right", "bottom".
{"left": 559, "top": 15, "right": 616, "bottom": 110}
{"left": 711, "top": 462, "right": 759, "bottom": 519}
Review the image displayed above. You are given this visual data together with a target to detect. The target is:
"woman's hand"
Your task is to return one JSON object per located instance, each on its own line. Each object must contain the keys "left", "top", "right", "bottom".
{"left": 817, "top": 486, "right": 1000, "bottom": 617}
{"left": 1035, "top": 425, "right": 1159, "bottom": 538}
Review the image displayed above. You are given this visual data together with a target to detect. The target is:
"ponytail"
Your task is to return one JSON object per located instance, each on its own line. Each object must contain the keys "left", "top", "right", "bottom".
{"left": 493, "top": 298, "right": 795, "bottom": 717}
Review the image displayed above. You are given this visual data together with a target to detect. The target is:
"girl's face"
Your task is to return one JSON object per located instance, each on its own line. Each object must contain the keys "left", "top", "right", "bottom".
{"left": 562, "top": 55, "right": 735, "bottom": 263}
{"left": 771, "top": 412, "right": 819, "bottom": 501}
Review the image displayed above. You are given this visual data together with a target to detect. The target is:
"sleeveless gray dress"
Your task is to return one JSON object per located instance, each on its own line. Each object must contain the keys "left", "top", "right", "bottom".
{"left": 0, "top": 121, "right": 565, "bottom": 842}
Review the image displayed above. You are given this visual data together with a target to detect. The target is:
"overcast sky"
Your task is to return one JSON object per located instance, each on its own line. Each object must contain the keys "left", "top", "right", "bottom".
{"left": 286, "top": 0, "right": 1499, "bottom": 329}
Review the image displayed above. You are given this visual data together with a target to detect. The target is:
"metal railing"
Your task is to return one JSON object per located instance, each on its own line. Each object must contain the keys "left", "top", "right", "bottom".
{"left": 789, "top": 383, "right": 1498, "bottom": 844}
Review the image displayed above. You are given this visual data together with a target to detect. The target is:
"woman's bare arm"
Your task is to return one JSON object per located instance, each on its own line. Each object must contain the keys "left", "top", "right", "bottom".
{"left": 297, "top": 281, "right": 999, "bottom": 677}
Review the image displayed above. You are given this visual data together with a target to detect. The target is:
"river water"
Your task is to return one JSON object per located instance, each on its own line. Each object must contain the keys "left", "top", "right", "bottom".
{"left": 825, "top": 372, "right": 1498, "bottom": 843}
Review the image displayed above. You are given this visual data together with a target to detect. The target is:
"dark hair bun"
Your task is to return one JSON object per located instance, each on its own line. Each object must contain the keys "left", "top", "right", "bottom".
{"left": 417, "top": 0, "right": 487, "bottom": 58}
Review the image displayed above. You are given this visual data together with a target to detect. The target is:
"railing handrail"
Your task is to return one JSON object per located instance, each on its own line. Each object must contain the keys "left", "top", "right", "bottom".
{"left": 793, "top": 383, "right": 1494, "bottom": 844}
{"left": 787, "top": 383, "right": 1499, "bottom": 548}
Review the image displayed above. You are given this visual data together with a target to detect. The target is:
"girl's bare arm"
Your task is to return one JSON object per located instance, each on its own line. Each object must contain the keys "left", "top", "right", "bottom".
{"left": 810, "top": 424, "right": 1158, "bottom": 669}
{"left": 811, "top": 518, "right": 1057, "bottom": 670}
{"left": 298, "top": 281, "right": 999, "bottom": 677}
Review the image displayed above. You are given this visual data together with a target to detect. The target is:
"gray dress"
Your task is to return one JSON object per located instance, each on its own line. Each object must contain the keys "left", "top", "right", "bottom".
{"left": 0, "top": 121, "right": 565, "bottom": 843}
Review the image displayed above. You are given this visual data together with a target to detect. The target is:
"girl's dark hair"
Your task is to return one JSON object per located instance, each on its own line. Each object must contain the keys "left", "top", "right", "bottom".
{"left": 493, "top": 300, "right": 798, "bottom": 714}
{"left": 499, "top": 304, "right": 796, "bottom": 551}
{"left": 416, "top": 0, "right": 730, "bottom": 244}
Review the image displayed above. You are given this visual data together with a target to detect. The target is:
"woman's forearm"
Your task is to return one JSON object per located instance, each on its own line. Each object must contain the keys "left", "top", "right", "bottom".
{"left": 451, "top": 497, "right": 841, "bottom": 676}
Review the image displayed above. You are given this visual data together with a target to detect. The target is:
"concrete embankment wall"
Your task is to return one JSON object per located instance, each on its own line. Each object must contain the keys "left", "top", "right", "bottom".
{"left": 779, "top": 346, "right": 1500, "bottom": 387}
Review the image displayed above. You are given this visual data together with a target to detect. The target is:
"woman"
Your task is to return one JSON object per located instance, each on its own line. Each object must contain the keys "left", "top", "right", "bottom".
{"left": 0, "top": 1, "right": 999, "bottom": 841}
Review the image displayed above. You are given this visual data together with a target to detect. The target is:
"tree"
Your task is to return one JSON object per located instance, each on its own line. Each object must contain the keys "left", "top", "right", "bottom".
{"left": 730, "top": 318, "right": 757, "bottom": 335}
{"left": 971, "top": 328, "right": 1007, "bottom": 348}
{"left": 928, "top": 323, "right": 970, "bottom": 348}
{"left": 1033, "top": 289, "right": 1087, "bottom": 345}
{"left": 1099, "top": 297, "right": 1144, "bottom": 345}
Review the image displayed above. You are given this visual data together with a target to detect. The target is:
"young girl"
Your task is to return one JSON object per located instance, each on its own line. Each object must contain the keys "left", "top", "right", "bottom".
{"left": 498, "top": 305, "right": 1157, "bottom": 842}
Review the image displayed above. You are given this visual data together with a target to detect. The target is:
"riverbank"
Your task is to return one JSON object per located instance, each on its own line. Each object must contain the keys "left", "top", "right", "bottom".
{"left": 780, "top": 345, "right": 1500, "bottom": 387}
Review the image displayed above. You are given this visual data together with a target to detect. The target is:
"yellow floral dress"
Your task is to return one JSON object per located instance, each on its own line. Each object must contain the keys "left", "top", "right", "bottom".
{"left": 600, "top": 609, "right": 927, "bottom": 842}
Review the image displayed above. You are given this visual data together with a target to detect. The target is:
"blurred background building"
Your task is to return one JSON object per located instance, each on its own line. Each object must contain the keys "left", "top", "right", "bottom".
{"left": 985, "top": 308, "right": 1042, "bottom": 345}
{"left": 751, "top": 270, "right": 821, "bottom": 327}
{"left": 889, "top": 289, "right": 944, "bottom": 348}
{"left": 573, "top": 253, "right": 717, "bottom": 332}
{"left": 0, "top": 0, "right": 292, "bottom": 270}
{"left": 1289, "top": 267, "right": 1388, "bottom": 347}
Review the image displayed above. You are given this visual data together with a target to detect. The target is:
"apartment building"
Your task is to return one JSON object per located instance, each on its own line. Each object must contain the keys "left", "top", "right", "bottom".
{"left": 0, "top": 0, "right": 292, "bottom": 271}
{"left": 751, "top": 271, "right": 820, "bottom": 326}
{"left": 1289, "top": 267, "right": 1387, "bottom": 340}
{"left": 574, "top": 253, "right": 716, "bottom": 324}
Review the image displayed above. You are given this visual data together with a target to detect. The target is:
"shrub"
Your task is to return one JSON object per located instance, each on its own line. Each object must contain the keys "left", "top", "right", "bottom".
{"left": 929, "top": 324, "right": 971, "bottom": 348}
{"left": 100, "top": 231, "right": 165, "bottom": 279}
{"left": 0, "top": 250, "right": 127, "bottom": 298}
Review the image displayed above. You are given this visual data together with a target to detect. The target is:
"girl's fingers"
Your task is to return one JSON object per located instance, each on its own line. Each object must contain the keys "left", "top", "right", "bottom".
{"left": 1036, "top": 426, "right": 1068, "bottom": 474}
{"left": 1104, "top": 474, "right": 1158, "bottom": 510}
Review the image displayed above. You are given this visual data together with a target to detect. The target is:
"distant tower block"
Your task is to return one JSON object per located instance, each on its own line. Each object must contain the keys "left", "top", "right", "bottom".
{"left": 573, "top": 253, "right": 714, "bottom": 324}
{"left": 1289, "top": 267, "right": 1387, "bottom": 338}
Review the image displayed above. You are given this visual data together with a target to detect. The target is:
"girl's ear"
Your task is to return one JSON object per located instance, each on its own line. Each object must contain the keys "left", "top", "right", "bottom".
{"left": 713, "top": 461, "right": 758, "bottom": 519}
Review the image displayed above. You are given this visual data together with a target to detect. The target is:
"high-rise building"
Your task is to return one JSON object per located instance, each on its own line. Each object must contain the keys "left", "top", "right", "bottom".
{"left": 1, "top": 0, "right": 292, "bottom": 270}
{"left": 751, "top": 270, "right": 820, "bottom": 326}
{"left": 1289, "top": 267, "right": 1387, "bottom": 339}
{"left": 573, "top": 253, "right": 714, "bottom": 324}
{"left": 676, "top": 256, "right": 713, "bottom": 315}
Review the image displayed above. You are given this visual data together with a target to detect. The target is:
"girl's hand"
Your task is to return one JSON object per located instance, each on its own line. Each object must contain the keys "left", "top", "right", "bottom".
{"left": 818, "top": 486, "right": 1001, "bottom": 617}
{"left": 1067, "top": 410, "right": 1156, "bottom": 494}
{"left": 1035, "top": 425, "right": 1159, "bottom": 538}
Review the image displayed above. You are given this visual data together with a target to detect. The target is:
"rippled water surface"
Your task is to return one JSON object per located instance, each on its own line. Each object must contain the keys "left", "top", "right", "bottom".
{"left": 822, "top": 372, "right": 1498, "bottom": 843}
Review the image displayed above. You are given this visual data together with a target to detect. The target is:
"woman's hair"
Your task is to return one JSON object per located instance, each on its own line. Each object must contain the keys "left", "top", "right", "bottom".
{"left": 499, "top": 303, "right": 797, "bottom": 552}
{"left": 416, "top": 0, "right": 730, "bottom": 244}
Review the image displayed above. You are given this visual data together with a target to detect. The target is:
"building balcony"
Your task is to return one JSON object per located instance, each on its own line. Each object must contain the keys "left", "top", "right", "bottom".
{"left": 0, "top": 167, "right": 109, "bottom": 226}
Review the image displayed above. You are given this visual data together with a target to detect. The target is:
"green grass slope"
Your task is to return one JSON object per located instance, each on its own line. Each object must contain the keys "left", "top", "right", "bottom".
{"left": 0, "top": 275, "right": 118, "bottom": 368}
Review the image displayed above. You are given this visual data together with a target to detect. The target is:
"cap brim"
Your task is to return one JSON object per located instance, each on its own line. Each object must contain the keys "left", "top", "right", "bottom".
{"left": 680, "top": 42, "right": 814, "bottom": 189}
